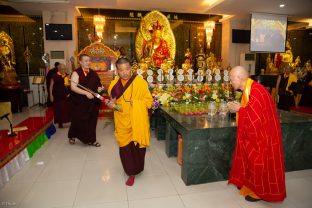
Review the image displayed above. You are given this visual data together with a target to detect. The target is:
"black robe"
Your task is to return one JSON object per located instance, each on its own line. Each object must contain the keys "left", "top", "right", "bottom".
{"left": 299, "top": 72, "right": 312, "bottom": 107}
{"left": 51, "top": 73, "right": 70, "bottom": 124}
{"left": 68, "top": 68, "right": 101, "bottom": 143}
{"left": 46, "top": 67, "right": 58, "bottom": 107}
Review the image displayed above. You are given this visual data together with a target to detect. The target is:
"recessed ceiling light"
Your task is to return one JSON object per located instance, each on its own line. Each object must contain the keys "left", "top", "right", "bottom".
{"left": 280, "top": 4, "right": 285, "bottom": 8}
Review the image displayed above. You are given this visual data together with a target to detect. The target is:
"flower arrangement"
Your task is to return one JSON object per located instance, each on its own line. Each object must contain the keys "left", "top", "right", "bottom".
{"left": 150, "top": 82, "right": 236, "bottom": 115}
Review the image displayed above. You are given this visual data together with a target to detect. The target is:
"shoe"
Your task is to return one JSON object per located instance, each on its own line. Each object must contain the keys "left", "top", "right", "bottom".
{"left": 245, "top": 195, "right": 261, "bottom": 202}
{"left": 88, "top": 142, "right": 101, "bottom": 147}
{"left": 69, "top": 138, "right": 75, "bottom": 144}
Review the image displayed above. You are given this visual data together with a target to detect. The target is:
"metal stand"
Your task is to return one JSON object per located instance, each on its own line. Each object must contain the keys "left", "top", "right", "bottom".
{"left": 0, "top": 114, "right": 16, "bottom": 137}
{"left": 36, "top": 83, "right": 42, "bottom": 106}
{"left": 41, "top": 85, "right": 47, "bottom": 107}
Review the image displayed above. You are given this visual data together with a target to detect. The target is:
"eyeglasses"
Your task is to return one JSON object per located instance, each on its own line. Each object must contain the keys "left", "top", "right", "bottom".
{"left": 122, "top": 84, "right": 133, "bottom": 102}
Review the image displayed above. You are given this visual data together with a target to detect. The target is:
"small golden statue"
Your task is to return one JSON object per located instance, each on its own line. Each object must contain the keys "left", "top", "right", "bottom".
{"left": 137, "top": 58, "right": 147, "bottom": 73}
{"left": 132, "top": 60, "right": 139, "bottom": 74}
{"left": 160, "top": 58, "right": 170, "bottom": 73}
{"left": 294, "top": 56, "right": 301, "bottom": 67}
{"left": 184, "top": 48, "right": 192, "bottom": 64}
{"left": 205, "top": 52, "right": 217, "bottom": 69}
{"left": 182, "top": 58, "right": 192, "bottom": 74}
{"left": 0, "top": 31, "right": 18, "bottom": 85}
{"left": 195, "top": 48, "right": 206, "bottom": 69}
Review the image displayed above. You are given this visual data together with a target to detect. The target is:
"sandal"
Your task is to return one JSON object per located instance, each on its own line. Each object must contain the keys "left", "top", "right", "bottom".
{"left": 69, "top": 138, "right": 75, "bottom": 144}
{"left": 88, "top": 142, "right": 101, "bottom": 147}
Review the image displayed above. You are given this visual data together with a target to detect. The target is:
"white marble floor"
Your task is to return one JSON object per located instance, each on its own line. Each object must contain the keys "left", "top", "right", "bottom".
{"left": 0, "top": 107, "right": 311, "bottom": 208}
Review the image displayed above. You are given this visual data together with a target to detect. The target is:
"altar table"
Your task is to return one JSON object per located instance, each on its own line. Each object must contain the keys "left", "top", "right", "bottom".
{"left": 157, "top": 107, "right": 312, "bottom": 185}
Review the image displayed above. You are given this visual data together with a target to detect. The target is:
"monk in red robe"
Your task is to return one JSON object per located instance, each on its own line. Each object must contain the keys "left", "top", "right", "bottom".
{"left": 227, "top": 66, "right": 286, "bottom": 202}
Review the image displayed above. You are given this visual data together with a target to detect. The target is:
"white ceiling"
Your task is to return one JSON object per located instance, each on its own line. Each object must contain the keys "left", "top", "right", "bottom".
{"left": 2, "top": 0, "right": 312, "bottom": 21}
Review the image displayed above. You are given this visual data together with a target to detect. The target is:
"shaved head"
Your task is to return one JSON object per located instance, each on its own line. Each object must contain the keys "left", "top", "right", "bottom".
{"left": 58, "top": 63, "right": 66, "bottom": 74}
{"left": 229, "top": 66, "right": 249, "bottom": 90}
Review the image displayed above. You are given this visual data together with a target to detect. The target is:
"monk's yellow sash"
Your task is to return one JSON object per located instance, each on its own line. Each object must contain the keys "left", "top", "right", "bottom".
{"left": 236, "top": 78, "right": 254, "bottom": 124}
{"left": 285, "top": 73, "right": 297, "bottom": 92}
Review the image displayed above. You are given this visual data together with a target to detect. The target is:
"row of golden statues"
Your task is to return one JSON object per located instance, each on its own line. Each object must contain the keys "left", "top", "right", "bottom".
{"left": 265, "top": 41, "right": 309, "bottom": 75}
{"left": 133, "top": 11, "right": 221, "bottom": 75}
{"left": 1, "top": 10, "right": 311, "bottom": 87}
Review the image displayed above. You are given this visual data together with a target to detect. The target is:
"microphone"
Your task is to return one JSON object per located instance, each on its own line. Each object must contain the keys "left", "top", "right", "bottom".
{"left": 0, "top": 112, "right": 16, "bottom": 137}
{"left": 0, "top": 113, "right": 10, "bottom": 120}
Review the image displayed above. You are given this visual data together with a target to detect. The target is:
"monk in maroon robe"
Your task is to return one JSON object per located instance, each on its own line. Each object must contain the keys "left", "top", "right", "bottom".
{"left": 46, "top": 62, "right": 60, "bottom": 107}
{"left": 227, "top": 66, "right": 286, "bottom": 202}
{"left": 68, "top": 54, "right": 102, "bottom": 147}
{"left": 49, "top": 63, "right": 70, "bottom": 128}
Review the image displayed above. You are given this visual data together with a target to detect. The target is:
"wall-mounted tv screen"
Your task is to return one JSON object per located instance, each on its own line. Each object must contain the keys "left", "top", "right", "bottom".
{"left": 232, "top": 29, "right": 250, "bottom": 43}
{"left": 45, "top": 24, "right": 72, "bottom": 40}
{"left": 250, "top": 13, "right": 287, "bottom": 53}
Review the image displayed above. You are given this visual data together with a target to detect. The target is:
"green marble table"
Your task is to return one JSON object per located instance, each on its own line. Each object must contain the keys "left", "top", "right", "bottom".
{"left": 158, "top": 107, "right": 312, "bottom": 185}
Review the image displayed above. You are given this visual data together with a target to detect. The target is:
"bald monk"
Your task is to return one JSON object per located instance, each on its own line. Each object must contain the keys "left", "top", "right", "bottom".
{"left": 227, "top": 66, "right": 286, "bottom": 202}
{"left": 107, "top": 57, "right": 153, "bottom": 186}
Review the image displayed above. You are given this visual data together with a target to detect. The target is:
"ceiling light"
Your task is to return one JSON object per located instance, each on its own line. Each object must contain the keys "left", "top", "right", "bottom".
{"left": 279, "top": 4, "right": 285, "bottom": 8}
{"left": 204, "top": 20, "right": 215, "bottom": 48}
{"left": 93, "top": 15, "right": 105, "bottom": 41}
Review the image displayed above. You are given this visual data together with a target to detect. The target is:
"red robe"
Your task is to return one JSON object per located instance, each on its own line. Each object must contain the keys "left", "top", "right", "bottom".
{"left": 228, "top": 81, "right": 286, "bottom": 202}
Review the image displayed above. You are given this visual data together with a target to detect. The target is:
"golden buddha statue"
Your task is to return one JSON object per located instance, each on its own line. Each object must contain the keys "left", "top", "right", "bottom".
{"left": 266, "top": 62, "right": 278, "bottom": 74}
{"left": 138, "top": 58, "right": 149, "bottom": 73}
{"left": 142, "top": 20, "right": 170, "bottom": 67}
{"left": 161, "top": 58, "right": 170, "bottom": 73}
{"left": 205, "top": 52, "right": 217, "bottom": 69}
{"left": 167, "top": 58, "right": 174, "bottom": 69}
{"left": 0, "top": 39, "right": 14, "bottom": 71}
{"left": 184, "top": 48, "right": 192, "bottom": 64}
{"left": 281, "top": 49, "right": 293, "bottom": 63}
{"left": 195, "top": 48, "right": 206, "bottom": 69}
{"left": 182, "top": 58, "right": 192, "bottom": 74}
{"left": 132, "top": 60, "right": 139, "bottom": 74}
{"left": 295, "top": 56, "right": 301, "bottom": 67}
{"left": 0, "top": 32, "right": 17, "bottom": 85}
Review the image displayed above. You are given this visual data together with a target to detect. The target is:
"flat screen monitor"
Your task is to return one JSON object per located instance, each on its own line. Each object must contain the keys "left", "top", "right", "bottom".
{"left": 250, "top": 13, "right": 287, "bottom": 53}
{"left": 45, "top": 24, "right": 72, "bottom": 40}
{"left": 232, "top": 29, "right": 250, "bottom": 43}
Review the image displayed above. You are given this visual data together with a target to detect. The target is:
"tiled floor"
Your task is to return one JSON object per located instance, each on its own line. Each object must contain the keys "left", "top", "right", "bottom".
{"left": 0, "top": 107, "right": 311, "bottom": 208}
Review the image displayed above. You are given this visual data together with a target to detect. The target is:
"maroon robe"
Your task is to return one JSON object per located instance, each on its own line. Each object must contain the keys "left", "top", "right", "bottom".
{"left": 51, "top": 73, "right": 70, "bottom": 124}
{"left": 120, "top": 141, "right": 146, "bottom": 176}
{"left": 68, "top": 68, "right": 101, "bottom": 144}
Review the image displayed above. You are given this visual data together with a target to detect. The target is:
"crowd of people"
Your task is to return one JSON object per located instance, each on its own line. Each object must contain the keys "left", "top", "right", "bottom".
{"left": 275, "top": 61, "right": 312, "bottom": 110}
{"left": 47, "top": 54, "right": 153, "bottom": 186}
{"left": 45, "top": 52, "right": 312, "bottom": 203}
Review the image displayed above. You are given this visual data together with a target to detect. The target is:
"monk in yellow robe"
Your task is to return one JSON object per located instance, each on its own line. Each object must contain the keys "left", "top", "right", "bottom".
{"left": 107, "top": 57, "right": 153, "bottom": 186}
